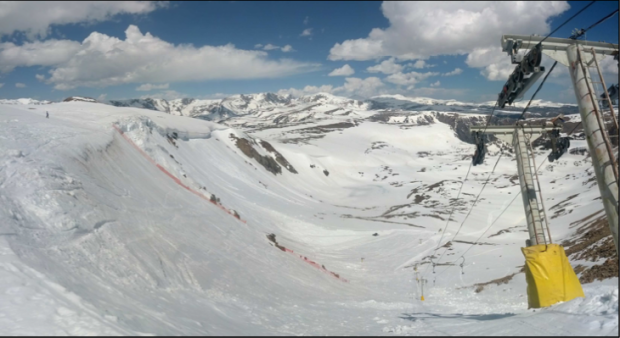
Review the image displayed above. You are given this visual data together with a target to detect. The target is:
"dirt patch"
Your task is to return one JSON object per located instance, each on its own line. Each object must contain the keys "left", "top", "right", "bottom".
{"left": 365, "top": 141, "right": 388, "bottom": 154}
{"left": 407, "top": 180, "right": 458, "bottom": 198}
{"left": 381, "top": 203, "right": 411, "bottom": 216}
{"left": 453, "top": 239, "right": 496, "bottom": 246}
{"left": 341, "top": 214, "right": 424, "bottom": 228}
{"left": 279, "top": 135, "right": 326, "bottom": 145}
{"left": 422, "top": 213, "right": 444, "bottom": 221}
{"left": 573, "top": 264, "right": 586, "bottom": 275}
{"left": 230, "top": 134, "right": 297, "bottom": 175}
{"left": 508, "top": 175, "right": 519, "bottom": 186}
{"left": 232, "top": 135, "right": 282, "bottom": 175}
{"left": 569, "top": 209, "right": 604, "bottom": 229}
{"left": 292, "top": 122, "right": 356, "bottom": 135}
{"left": 579, "top": 257, "right": 619, "bottom": 283}
{"left": 550, "top": 194, "right": 579, "bottom": 211}
{"left": 561, "top": 211, "right": 618, "bottom": 283}
{"left": 488, "top": 225, "right": 528, "bottom": 238}
{"left": 563, "top": 214, "right": 611, "bottom": 258}
{"left": 413, "top": 194, "right": 429, "bottom": 204}
{"left": 469, "top": 272, "right": 522, "bottom": 293}
{"left": 259, "top": 140, "right": 298, "bottom": 174}
{"left": 266, "top": 233, "right": 286, "bottom": 251}
{"left": 549, "top": 193, "right": 579, "bottom": 219}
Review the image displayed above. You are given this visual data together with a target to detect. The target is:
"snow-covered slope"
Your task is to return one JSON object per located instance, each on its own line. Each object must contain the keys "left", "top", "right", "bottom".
{"left": 0, "top": 100, "right": 616, "bottom": 335}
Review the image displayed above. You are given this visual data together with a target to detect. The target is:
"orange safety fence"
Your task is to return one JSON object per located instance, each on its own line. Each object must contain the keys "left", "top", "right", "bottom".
{"left": 282, "top": 247, "right": 348, "bottom": 283}
{"left": 112, "top": 124, "right": 246, "bottom": 223}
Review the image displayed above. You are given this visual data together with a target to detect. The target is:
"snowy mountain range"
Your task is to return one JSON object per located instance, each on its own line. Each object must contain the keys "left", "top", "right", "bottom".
{"left": 1, "top": 92, "right": 578, "bottom": 122}
{"left": 107, "top": 93, "right": 368, "bottom": 121}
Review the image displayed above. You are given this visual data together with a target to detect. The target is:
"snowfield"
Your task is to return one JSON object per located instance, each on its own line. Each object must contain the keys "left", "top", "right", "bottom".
{"left": 0, "top": 100, "right": 617, "bottom": 335}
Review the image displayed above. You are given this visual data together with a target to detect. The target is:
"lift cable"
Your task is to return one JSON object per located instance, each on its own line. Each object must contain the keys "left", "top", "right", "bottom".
{"left": 429, "top": 50, "right": 559, "bottom": 276}
{"left": 421, "top": 101, "right": 500, "bottom": 277}
{"left": 430, "top": 151, "right": 504, "bottom": 271}
{"left": 517, "top": 61, "right": 558, "bottom": 121}
{"left": 570, "top": 8, "right": 618, "bottom": 40}
{"left": 435, "top": 155, "right": 551, "bottom": 277}
{"left": 539, "top": 1, "right": 597, "bottom": 45}
{"left": 421, "top": 1, "right": 598, "bottom": 279}
{"left": 518, "top": 6, "right": 619, "bottom": 123}
{"left": 435, "top": 115, "right": 593, "bottom": 277}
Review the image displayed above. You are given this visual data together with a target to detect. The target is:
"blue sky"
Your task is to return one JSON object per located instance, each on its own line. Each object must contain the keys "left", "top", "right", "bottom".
{"left": 0, "top": 1, "right": 617, "bottom": 103}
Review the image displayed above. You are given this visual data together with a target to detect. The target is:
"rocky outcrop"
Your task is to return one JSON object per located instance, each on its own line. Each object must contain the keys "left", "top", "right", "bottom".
{"left": 230, "top": 134, "right": 297, "bottom": 175}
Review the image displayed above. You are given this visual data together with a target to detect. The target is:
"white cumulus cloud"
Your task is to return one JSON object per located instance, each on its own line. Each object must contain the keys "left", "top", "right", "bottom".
{"left": 279, "top": 77, "right": 385, "bottom": 99}
{"left": 3, "top": 25, "right": 318, "bottom": 90}
{"left": 333, "top": 77, "right": 385, "bottom": 98}
{"left": 329, "top": 2, "right": 569, "bottom": 61}
{"left": 136, "top": 83, "right": 170, "bottom": 91}
{"left": 0, "top": 40, "right": 81, "bottom": 73}
{"left": 385, "top": 71, "right": 439, "bottom": 86}
{"left": 367, "top": 58, "right": 403, "bottom": 74}
{"left": 408, "top": 87, "right": 467, "bottom": 99}
{"left": 430, "top": 80, "right": 440, "bottom": 87}
{"left": 140, "top": 90, "right": 188, "bottom": 100}
{"left": 465, "top": 47, "right": 541, "bottom": 81}
{"left": 256, "top": 43, "right": 294, "bottom": 52}
{"left": 329, "top": 64, "right": 355, "bottom": 76}
{"left": 443, "top": 68, "right": 463, "bottom": 76}
{"left": 15, "top": 82, "right": 26, "bottom": 88}
{"left": 300, "top": 28, "right": 313, "bottom": 37}
{"left": 465, "top": 47, "right": 514, "bottom": 80}
{"left": 263, "top": 44, "right": 280, "bottom": 51}
{"left": 277, "top": 84, "right": 334, "bottom": 97}
{"left": 0, "top": 1, "right": 165, "bottom": 39}
{"left": 412, "top": 60, "right": 433, "bottom": 69}
{"left": 599, "top": 55, "right": 618, "bottom": 75}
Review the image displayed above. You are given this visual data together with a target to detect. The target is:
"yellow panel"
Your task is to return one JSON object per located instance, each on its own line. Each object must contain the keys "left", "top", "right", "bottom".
{"left": 521, "top": 244, "right": 585, "bottom": 308}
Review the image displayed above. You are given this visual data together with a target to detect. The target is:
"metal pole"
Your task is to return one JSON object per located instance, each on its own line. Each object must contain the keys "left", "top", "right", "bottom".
{"left": 567, "top": 44, "right": 619, "bottom": 254}
{"left": 514, "top": 127, "right": 547, "bottom": 246}
{"left": 421, "top": 279, "right": 425, "bottom": 301}
{"left": 524, "top": 127, "right": 553, "bottom": 244}
{"left": 591, "top": 47, "right": 619, "bottom": 133}
{"left": 576, "top": 48, "right": 619, "bottom": 182}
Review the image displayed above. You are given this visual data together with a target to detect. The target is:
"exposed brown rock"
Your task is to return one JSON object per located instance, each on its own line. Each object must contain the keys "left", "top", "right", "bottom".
{"left": 259, "top": 140, "right": 298, "bottom": 174}
{"left": 562, "top": 211, "right": 618, "bottom": 283}
{"left": 230, "top": 134, "right": 299, "bottom": 175}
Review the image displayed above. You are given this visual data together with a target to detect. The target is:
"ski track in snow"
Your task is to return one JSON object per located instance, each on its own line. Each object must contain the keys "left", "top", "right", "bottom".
{"left": 0, "top": 102, "right": 617, "bottom": 335}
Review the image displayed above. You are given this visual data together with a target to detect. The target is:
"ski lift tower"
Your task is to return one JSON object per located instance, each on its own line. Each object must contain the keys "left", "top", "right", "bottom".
{"left": 468, "top": 36, "right": 618, "bottom": 309}
{"left": 471, "top": 121, "right": 561, "bottom": 247}
{"left": 499, "top": 35, "right": 619, "bottom": 254}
